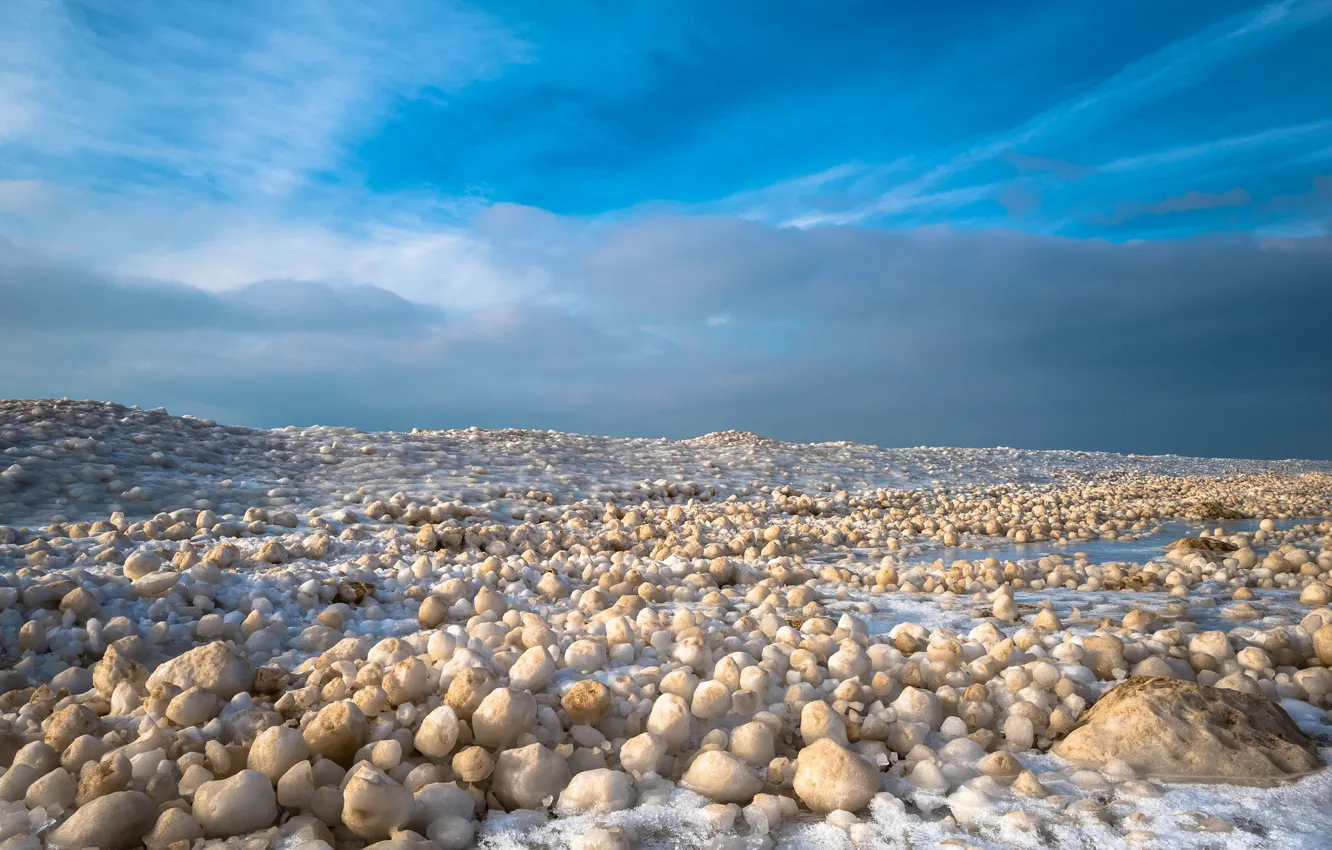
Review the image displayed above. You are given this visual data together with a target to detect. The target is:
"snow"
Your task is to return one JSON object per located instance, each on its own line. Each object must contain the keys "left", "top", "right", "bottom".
{"left": 3, "top": 400, "right": 1332, "bottom": 849}
{"left": 4, "top": 399, "right": 1331, "bottom": 526}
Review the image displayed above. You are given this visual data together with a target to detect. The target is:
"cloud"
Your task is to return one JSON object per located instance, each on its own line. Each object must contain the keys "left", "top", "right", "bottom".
{"left": 222, "top": 280, "right": 449, "bottom": 330}
{"left": 0, "top": 0, "right": 524, "bottom": 197}
{"left": 1100, "top": 187, "right": 1252, "bottom": 224}
{"left": 1004, "top": 154, "right": 1093, "bottom": 180}
{"left": 1099, "top": 120, "right": 1332, "bottom": 174}
{"left": 1148, "top": 187, "right": 1252, "bottom": 215}
{"left": 3, "top": 215, "right": 1330, "bottom": 459}
{"left": 993, "top": 185, "right": 1044, "bottom": 217}
{"left": 1254, "top": 175, "right": 1332, "bottom": 237}
{"left": 0, "top": 236, "right": 230, "bottom": 330}
{"left": 117, "top": 222, "right": 525, "bottom": 309}
{"left": 971, "top": 0, "right": 1332, "bottom": 156}
{"left": 1264, "top": 174, "right": 1332, "bottom": 213}
{"left": 750, "top": 0, "right": 1332, "bottom": 229}
{"left": 0, "top": 182, "right": 541, "bottom": 310}
{"left": 0, "top": 237, "right": 447, "bottom": 333}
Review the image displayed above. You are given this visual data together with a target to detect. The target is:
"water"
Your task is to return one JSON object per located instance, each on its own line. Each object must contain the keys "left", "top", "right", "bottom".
{"left": 818, "top": 517, "right": 1325, "bottom": 636}
{"left": 894, "top": 517, "right": 1313, "bottom": 569}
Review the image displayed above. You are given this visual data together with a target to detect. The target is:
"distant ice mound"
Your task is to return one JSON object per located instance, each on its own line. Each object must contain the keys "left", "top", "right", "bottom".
{"left": 684, "top": 429, "right": 778, "bottom": 447}
{"left": 4, "top": 399, "right": 1331, "bottom": 527}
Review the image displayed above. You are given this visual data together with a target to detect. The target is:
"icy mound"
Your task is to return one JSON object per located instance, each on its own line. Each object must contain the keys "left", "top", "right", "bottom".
{"left": 3, "top": 398, "right": 1331, "bottom": 528}
{"left": 684, "top": 430, "right": 781, "bottom": 448}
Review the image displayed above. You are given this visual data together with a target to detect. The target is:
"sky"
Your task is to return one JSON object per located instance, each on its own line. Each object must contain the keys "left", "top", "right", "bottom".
{"left": 1, "top": 0, "right": 1330, "bottom": 459}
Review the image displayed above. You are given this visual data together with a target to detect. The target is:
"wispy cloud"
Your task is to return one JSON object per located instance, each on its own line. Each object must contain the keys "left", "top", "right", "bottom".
{"left": 1100, "top": 120, "right": 1332, "bottom": 173}
{"left": 0, "top": 1, "right": 535, "bottom": 305}
{"left": 711, "top": 161, "right": 911, "bottom": 224}
{"left": 0, "top": 179, "right": 539, "bottom": 310}
{"left": 1100, "top": 187, "right": 1252, "bottom": 224}
{"left": 766, "top": 0, "right": 1332, "bottom": 229}
{"left": 1004, "top": 154, "right": 1093, "bottom": 180}
{"left": 953, "top": 0, "right": 1332, "bottom": 161}
{"left": 781, "top": 183, "right": 996, "bottom": 229}
{"left": 0, "top": 0, "right": 524, "bottom": 197}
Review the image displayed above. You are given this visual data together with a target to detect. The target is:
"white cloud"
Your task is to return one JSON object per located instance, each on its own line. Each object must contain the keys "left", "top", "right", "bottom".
{"left": 0, "top": 73, "right": 39, "bottom": 142}
{"left": 1100, "top": 120, "right": 1332, "bottom": 173}
{"left": 0, "top": 180, "right": 56, "bottom": 211}
{"left": 118, "top": 220, "right": 528, "bottom": 309}
{"left": 752, "top": 0, "right": 1332, "bottom": 229}
{"left": 0, "top": 0, "right": 525, "bottom": 197}
{"left": 0, "top": 0, "right": 540, "bottom": 310}
{"left": 0, "top": 180, "right": 548, "bottom": 309}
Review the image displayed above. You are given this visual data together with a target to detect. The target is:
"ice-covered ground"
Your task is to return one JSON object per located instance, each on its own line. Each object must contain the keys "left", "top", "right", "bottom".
{"left": 1, "top": 399, "right": 1331, "bottom": 850}
{"left": 3, "top": 398, "right": 1330, "bottom": 528}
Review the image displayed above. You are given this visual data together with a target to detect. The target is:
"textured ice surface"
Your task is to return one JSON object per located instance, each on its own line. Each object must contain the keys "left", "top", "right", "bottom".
{"left": 4, "top": 399, "right": 1331, "bottom": 526}
{"left": 4, "top": 400, "right": 1332, "bottom": 849}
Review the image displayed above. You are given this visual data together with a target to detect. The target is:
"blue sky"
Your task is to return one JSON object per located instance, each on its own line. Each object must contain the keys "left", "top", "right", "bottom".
{"left": 1, "top": 0, "right": 1330, "bottom": 458}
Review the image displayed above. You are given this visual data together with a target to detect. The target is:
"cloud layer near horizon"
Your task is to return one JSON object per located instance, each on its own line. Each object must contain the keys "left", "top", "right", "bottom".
{"left": 3, "top": 216, "right": 1329, "bottom": 460}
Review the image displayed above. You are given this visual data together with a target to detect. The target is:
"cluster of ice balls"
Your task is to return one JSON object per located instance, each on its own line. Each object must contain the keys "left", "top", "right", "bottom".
{"left": 0, "top": 400, "right": 1329, "bottom": 848}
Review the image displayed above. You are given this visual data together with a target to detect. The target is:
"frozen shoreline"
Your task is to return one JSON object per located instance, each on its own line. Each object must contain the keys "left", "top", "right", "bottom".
{"left": 1, "top": 399, "right": 1331, "bottom": 850}
{"left": 4, "top": 398, "right": 1330, "bottom": 529}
